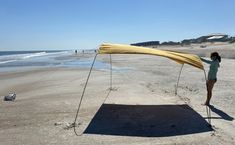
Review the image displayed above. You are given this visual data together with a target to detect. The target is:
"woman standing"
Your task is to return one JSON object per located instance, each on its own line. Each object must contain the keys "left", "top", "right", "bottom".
{"left": 201, "top": 52, "right": 221, "bottom": 106}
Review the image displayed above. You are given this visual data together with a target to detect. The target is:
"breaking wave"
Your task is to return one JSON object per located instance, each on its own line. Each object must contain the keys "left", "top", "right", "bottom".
{"left": 0, "top": 51, "right": 69, "bottom": 65}
{"left": 0, "top": 52, "right": 47, "bottom": 64}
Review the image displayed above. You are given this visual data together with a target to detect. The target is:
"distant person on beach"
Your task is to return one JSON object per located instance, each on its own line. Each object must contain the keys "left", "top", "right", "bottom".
{"left": 75, "top": 50, "right": 77, "bottom": 54}
{"left": 200, "top": 52, "right": 221, "bottom": 106}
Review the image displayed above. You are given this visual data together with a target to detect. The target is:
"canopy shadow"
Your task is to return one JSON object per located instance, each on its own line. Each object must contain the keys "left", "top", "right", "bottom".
{"left": 84, "top": 104, "right": 213, "bottom": 137}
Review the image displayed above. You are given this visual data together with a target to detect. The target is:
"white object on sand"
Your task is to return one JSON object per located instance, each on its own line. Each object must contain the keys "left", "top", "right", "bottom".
{"left": 4, "top": 93, "right": 16, "bottom": 101}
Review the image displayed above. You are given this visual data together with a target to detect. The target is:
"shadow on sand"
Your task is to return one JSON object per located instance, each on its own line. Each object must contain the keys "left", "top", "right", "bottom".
{"left": 84, "top": 104, "right": 213, "bottom": 137}
{"left": 209, "top": 105, "right": 234, "bottom": 121}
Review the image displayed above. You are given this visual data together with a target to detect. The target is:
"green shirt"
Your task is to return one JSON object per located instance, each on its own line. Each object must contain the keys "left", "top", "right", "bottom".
{"left": 201, "top": 58, "right": 220, "bottom": 80}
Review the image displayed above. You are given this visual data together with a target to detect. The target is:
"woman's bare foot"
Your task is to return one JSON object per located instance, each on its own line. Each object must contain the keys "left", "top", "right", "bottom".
{"left": 201, "top": 103, "right": 210, "bottom": 106}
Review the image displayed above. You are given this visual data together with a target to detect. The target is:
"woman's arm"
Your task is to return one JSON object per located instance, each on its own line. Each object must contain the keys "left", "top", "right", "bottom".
{"left": 200, "top": 57, "right": 213, "bottom": 64}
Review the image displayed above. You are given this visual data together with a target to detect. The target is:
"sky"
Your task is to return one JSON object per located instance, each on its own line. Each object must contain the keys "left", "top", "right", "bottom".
{"left": 0, "top": 0, "right": 235, "bottom": 50}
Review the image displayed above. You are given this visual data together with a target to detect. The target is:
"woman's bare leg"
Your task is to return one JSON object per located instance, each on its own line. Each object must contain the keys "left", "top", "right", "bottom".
{"left": 205, "top": 80, "right": 216, "bottom": 105}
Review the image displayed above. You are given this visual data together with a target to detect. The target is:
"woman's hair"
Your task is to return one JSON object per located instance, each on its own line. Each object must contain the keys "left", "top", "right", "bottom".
{"left": 210, "top": 52, "right": 221, "bottom": 62}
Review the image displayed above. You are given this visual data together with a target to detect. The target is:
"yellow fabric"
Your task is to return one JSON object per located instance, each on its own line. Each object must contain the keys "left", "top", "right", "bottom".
{"left": 98, "top": 43, "right": 204, "bottom": 70}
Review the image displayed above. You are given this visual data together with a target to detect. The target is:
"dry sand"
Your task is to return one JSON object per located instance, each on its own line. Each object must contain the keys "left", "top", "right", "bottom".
{"left": 0, "top": 43, "right": 235, "bottom": 145}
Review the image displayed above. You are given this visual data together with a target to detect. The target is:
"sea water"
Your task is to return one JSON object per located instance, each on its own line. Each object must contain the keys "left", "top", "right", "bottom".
{"left": 0, "top": 50, "right": 110, "bottom": 72}
{"left": 0, "top": 51, "right": 132, "bottom": 72}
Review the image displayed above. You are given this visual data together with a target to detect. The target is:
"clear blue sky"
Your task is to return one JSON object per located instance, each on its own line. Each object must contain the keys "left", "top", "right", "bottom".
{"left": 0, "top": 0, "right": 235, "bottom": 50}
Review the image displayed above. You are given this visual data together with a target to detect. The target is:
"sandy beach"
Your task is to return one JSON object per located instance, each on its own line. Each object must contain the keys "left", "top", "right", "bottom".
{"left": 0, "top": 43, "right": 235, "bottom": 145}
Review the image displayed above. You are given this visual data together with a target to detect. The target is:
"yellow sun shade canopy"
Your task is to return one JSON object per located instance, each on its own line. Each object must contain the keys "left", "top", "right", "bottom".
{"left": 98, "top": 43, "right": 204, "bottom": 70}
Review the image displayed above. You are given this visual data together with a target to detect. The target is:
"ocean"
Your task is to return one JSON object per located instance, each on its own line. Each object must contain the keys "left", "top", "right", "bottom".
{"left": 0, "top": 50, "right": 110, "bottom": 72}
{"left": 0, "top": 50, "right": 134, "bottom": 73}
